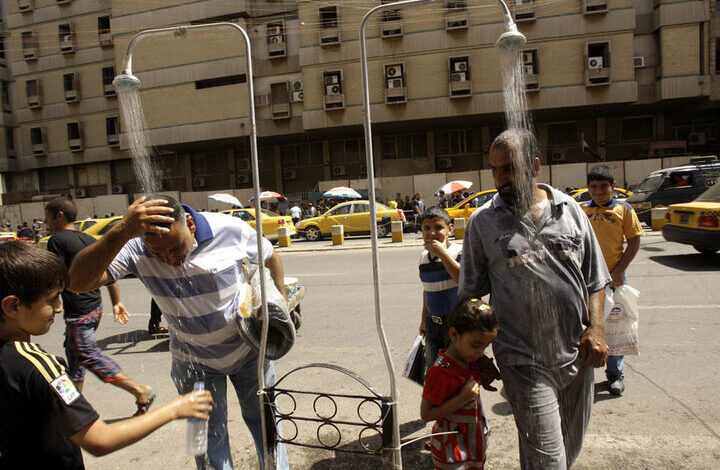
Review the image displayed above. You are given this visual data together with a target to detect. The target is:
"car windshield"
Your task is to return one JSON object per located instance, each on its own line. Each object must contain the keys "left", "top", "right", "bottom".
{"left": 260, "top": 209, "right": 278, "bottom": 217}
{"left": 696, "top": 183, "right": 720, "bottom": 202}
{"left": 634, "top": 174, "right": 664, "bottom": 193}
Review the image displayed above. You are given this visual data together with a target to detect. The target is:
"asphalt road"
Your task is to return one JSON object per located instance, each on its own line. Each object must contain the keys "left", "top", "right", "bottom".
{"left": 38, "top": 233, "right": 720, "bottom": 469}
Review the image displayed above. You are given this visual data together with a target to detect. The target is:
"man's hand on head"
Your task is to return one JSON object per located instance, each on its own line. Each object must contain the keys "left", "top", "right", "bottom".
{"left": 119, "top": 197, "right": 176, "bottom": 239}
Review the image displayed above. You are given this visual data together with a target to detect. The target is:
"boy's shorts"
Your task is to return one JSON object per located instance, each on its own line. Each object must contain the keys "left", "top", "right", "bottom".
{"left": 64, "top": 307, "right": 121, "bottom": 382}
{"left": 424, "top": 316, "right": 449, "bottom": 376}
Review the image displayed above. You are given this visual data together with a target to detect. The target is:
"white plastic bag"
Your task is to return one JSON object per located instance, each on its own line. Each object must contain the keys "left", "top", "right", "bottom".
{"left": 402, "top": 335, "right": 425, "bottom": 386}
{"left": 603, "top": 285, "right": 640, "bottom": 356}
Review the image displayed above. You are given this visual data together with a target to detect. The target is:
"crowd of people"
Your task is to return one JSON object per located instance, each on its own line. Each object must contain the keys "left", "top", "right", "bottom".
{"left": 0, "top": 128, "right": 645, "bottom": 470}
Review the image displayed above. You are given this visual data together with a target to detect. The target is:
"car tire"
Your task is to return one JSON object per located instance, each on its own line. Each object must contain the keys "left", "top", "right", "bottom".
{"left": 377, "top": 223, "right": 389, "bottom": 238}
{"left": 694, "top": 246, "right": 719, "bottom": 255}
{"left": 305, "top": 226, "right": 321, "bottom": 241}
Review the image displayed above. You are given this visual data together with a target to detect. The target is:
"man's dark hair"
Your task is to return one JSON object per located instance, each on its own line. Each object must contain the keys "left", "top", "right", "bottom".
{"left": 420, "top": 206, "right": 451, "bottom": 225}
{"left": 587, "top": 165, "right": 615, "bottom": 185}
{"left": 45, "top": 197, "right": 78, "bottom": 223}
{"left": 0, "top": 241, "right": 68, "bottom": 319}
{"left": 144, "top": 194, "right": 186, "bottom": 231}
{"left": 448, "top": 298, "right": 498, "bottom": 335}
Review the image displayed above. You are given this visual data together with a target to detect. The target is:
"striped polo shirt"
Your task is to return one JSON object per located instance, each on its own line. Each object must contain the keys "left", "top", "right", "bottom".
{"left": 419, "top": 243, "right": 462, "bottom": 317}
{"left": 107, "top": 206, "right": 273, "bottom": 374}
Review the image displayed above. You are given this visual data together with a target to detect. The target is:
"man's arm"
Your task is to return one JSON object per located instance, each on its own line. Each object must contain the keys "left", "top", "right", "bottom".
{"left": 419, "top": 293, "right": 428, "bottom": 336}
{"left": 424, "top": 241, "right": 460, "bottom": 283}
{"left": 105, "top": 283, "right": 129, "bottom": 324}
{"left": 68, "top": 198, "right": 175, "bottom": 293}
{"left": 265, "top": 251, "right": 287, "bottom": 301}
{"left": 579, "top": 289, "right": 608, "bottom": 367}
{"left": 609, "top": 236, "right": 640, "bottom": 288}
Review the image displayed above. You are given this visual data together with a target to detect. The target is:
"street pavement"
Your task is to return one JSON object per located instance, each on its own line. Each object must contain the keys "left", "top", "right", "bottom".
{"left": 38, "top": 232, "right": 720, "bottom": 469}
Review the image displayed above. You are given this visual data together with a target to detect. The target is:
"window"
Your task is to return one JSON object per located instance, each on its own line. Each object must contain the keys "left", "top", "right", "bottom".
{"left": 2, "top": 82, "right": 10, "bottom": 111}
{"left": 621, "top": 117, "right": 653, "bottom": 142}
{"left": 67, "top": 121, "right": 82, "bottom": 143}
{"left": 384, "top": 63, "right": 406, "bottom": 104}
{"left": 522, "top": 49, "right": 539, "bottom": 90}
{"left": 21, "top": 31, "right": 38, "bottom": 59}
{"left": 98, "top": 16, "right": 112, "bottom": 47}
{"left": 323, "top": 70, "right": 344, "bottom": 109}
{"left": 59, "top": 23, "right": 75, "bottom": 53}
{"left": 329, "top": 139, "right": 364, "bottom": 164}
{"left": 25, "top": 78, "right": 41, "bottom": 108}
{"left": 97, "top": 219, "right": 121, "bottom": 236}
{"left": 548, "top": 122, "right": 578, "bottom": 146}
{"left": 328, "top": 204, "right": 351, "bottom": 216}
{"left": 0, "top": 37, "right": 5, "bottom": 60}
{"left": 445, "top": 1, "right": 468, "bottom": 30}
{"left": 30, "top": 127, "right": 43, "bottom": 145}
{"left": 352, "top": 203, "right": 370, "bottom": 214}
{"left": 583, "top": 0, "right": 608, "bottom": 15}
{"left": 381, "top": 1, "right": 402, "bottom": 37}
{"left": 319, "top": 6, "right": 339, "bottom": 29}
{"left": 106, "top": 117, "right": 119, "bottom": 142}
{"left": 716, "top": 39, "right": 720, "bottom": 75}
{"left": 270, "top": 82, "right": 291, "bottom": 119}
{"left": 435, "top": 129, "right": 481, "bottom": 156}
{"left": 587, "top": 41, "right": 610, "bottom": 85}
{"left": 266, "top": 21, "right": 286, "bottom": 58}
{"left": 63, "top": 72, "right": 79, "bottom": 101}
{"left": 233, "top": 211, "right": 255, "bottom": 222}
{"left": 449, "top": 56, "right": 471, "bottom": 97}
{"left": 5, "top": 128, "right": 15, "bottom": 157}
{"left": 195, "top": 74, "right": 246, "bottom": 89}
{"left": 514, "top": 0, "right": 536, "bottom": 22}
{"left": 381, "top": 134, "right": 427, "bottom": 159}
{"left": 446, "top": 1, "right": 467, "bottom": 12}
{"left": 102, "top": 66, "right": 116, "bottom": 96}
{"left": 280, "top": 143, "right": 324, "bottom": 168}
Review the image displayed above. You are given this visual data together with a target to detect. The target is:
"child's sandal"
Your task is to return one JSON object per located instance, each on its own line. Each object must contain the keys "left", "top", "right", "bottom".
{"left": 134, "top": 394, "right": 156, "bottom": 416}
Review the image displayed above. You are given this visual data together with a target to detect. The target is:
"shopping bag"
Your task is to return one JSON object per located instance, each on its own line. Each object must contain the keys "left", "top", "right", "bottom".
{"left": 604, "top": 285, "right": 640, "bottom": 356}
{"left": 402, "top": 335, "right": 425, "bottom": 386}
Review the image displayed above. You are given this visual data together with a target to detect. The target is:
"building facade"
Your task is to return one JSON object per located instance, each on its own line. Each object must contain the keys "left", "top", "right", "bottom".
{"left": 1, "top": 0, "right": 718, "bottom": 204}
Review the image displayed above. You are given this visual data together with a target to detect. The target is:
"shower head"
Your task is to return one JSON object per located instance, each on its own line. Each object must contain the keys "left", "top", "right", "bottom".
{"left": 112, "top": 72, "right": 141, "bottom": 91}
{"left": 496, "top": 22, "right": 526, "bottom": 50}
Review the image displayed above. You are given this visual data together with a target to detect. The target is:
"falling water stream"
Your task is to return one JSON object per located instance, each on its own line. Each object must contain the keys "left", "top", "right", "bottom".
{"left": 117, "top": 87, "right": 160, "bottom": 195}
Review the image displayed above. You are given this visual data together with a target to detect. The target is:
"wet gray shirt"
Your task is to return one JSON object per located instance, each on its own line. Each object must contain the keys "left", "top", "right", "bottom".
{"left": 459, "top": 184, "right": 610, "bottom": 368}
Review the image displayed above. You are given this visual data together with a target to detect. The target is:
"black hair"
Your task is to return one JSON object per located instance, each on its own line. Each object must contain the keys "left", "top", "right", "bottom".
{"left": 490, "top": 128, "right": 540, "bottom": 164}
{"left": 144, "top": 194, "right": 186, "bottom": 232}
{"left": 420, "top": 206, "right": 451, "bottom": 225}
{"left": 587, "top": 165, "right": 615, "bottom": 185}
{"left": 45, "top": 197, "right": 78, "bottom": 223}
{"left": 448, "top": 298, "right": 498, "bottom": 335}
{"left": 0, "top": 242, "right": 68, "bottom": 320}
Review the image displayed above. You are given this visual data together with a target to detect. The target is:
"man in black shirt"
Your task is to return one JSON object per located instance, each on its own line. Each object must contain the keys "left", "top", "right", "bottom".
{"left": 44, "top": 197, "right": 154, "bottom": 414}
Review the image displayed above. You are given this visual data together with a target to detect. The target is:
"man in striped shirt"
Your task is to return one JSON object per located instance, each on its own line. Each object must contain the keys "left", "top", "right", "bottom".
{"left": 68, "top": 195, "right": 289, "bottom": 470}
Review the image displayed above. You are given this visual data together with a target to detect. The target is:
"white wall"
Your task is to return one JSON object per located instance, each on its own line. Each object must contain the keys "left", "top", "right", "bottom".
{"left": 625, "top": 159, "right": 662, "bottom": 187}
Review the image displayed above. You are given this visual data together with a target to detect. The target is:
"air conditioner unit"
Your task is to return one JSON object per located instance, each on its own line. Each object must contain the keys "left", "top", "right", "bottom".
{"left": 588, "top": 56, "right": 604, "bottom": 69}
{"left": 267, "top": 25, "right": 283, "bottom": 36}
{"left": 111, "top": 184, "right": 124, "bottom": 194}
{"left": 56, "top": 0, "right": 72, "bottom": 5}
{"left": 237, "top": 159, "right": 250, "bottom": 171}
{"left": 18, "top": 0, "right": 33, "bottom": 12}
{"left": 269, "top": 35, "right": 283, "bottom": 44}
{"left": 291, "top": 80, "right": 303, "bottom": 92}
{"left": 99, "top": 32, "right": 113, "bottom": 47}
{"left": 688, "top": 132, "right": 707, "bottom": 146}
{"left": 292, "top": 91, "right": 304, "bottom": 102}
{"left": 331, "top": 165, "right": 347, "bottom": 176}
{"left": 324, "top": 75, "right": 339, "bottom": 85}
{"left": 326, "top": 84, "right": 341, "bottom": 95}
{"left": 453, "top": 61, "right": 468, "bottom": 72}
{"left": 104, "top": 84, "right": 116, "bottom": 96}
{"left": 107, "top": 134, "right": 119, "bottom": 146}
{"left": 360, "top": 164, "right": 367, "bottom": 175}
{"left": 387, "top": 78, "right": 404, "bottom": 89}
{"left": 254, "top": 94, "right": 269, "bottom": 107}
{"left": 319, "top": 30, "right": 340, "bottom": 45}
{"left": 446, "top": 18, "right": 468, "bottom": 30}
{"left": 193, "top": 177, "right": 206, "bottom": 188}
{"left": 634, "top": 56, "right": 645, "bottom": 68}
{"left": 65, "top": 89, "right": 78, "bottom": 102}
{"left": 386, "top": 65, "right": 402, "bottom": 77}
{"left": 437, "top": 158, "right": 452, "bottom": 170}
{"left": 451, "top": 72, "right": 466, "bottom": 82}
{"left": 522, "top": 51, "right": 534, "bottom": 64}
{"left": 60, "top": 36, "right": 74, "bottom": 53}
{"left": 28, "top": 95, "right": 41, "bottom": 108}
{"left": 523, "top": 64, "right": 535, "bottom": 75}
{"left": 283, "top": 168, "right": 297, "bottom": 180}
{"left": 551, "top": 150, "right": 567, "bottom": 162}
{"left": 237, "top": 172, "right": 250, "bottom": 184}
{"left": 74, "top": 189, "right": 87, "bottom": 198}
{"left": 69, "top": 139, "right": 83, "bottom": 152}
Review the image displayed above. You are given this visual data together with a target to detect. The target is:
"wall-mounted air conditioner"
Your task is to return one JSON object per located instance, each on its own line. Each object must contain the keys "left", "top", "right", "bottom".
{"left": 551, "top": 150, "right": 567, "bottom": 162}
{"left": 688, "top": 132, "right": 707, "bottom": 146}
{"left": 107, "top": 133, "right": 119, "bottom": 146}
{"left": 99, "top": 32, "right": 113, "bottom": 47}
{"left": 237, "top": 173, "right": 250, "bottom": 184}
{"left": 193, "top": 177, "right": 206, "bottom": 188}
{"left": 331, "top": 165, "right": 347, "bottom": 176}
{"left": 75, "top": 188, "right": 87, "bottom": 198}
{"left": 437, "top": 157, "right": 452, "bottom": 170}
{"left": 283, "top": 168, "right": 297, "bottom": 180}
{"left": 588, "top": 56, "right": 604, "bottom": 69}
{"left": 634, "top": 56, "right": 645, "bottom": 68}
{"left": 18, "top": 0, "right": 34, "bottom": 12}
{"left": 111, "top": 184, "right": 124, "bottom": 194}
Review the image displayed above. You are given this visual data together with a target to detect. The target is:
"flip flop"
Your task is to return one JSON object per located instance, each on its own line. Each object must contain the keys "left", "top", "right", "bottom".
{"left": 134, "top": 394, "right": 156, "bottom": 416}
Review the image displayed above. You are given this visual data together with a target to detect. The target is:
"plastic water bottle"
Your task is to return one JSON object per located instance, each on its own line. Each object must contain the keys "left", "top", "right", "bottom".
{"left": 186, "top": 381, "right": 208, "bottom": 455}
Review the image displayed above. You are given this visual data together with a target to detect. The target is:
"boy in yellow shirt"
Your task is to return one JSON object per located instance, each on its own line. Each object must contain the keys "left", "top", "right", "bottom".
{"left": 580, "top": 165, "right": 643, "bottom": 396}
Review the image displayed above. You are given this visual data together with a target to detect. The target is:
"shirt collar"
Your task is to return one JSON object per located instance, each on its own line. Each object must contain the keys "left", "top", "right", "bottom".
{"left": 587, "top": 197, "right": 616, "bottom": 208}
{"left": 182, "top": 204, "right": 213, "bottom": 243}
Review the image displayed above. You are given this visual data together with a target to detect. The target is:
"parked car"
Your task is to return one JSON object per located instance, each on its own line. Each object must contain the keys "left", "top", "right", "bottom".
{"left": 221, "top": 208, "right": 296, "bottom": 243}
{"left": 627, "top": 157, "right": 720, "bottom": 225}
{"left": 571, "top": 187, "right": 632, "bottom": 203}
{"left": 0, "top": 231, "right": 17, "bottom": 243}
{"left": 37, "top": 218, "right": 102, "bottom": 249}
{"left": 296, "top": 200, "right": 406, "bottom": 241}
{"left": 661, "top": 182, "right": 720, "bottom": 254}
{"left": 445, "top": 190, "right": 498, "bottom": 221}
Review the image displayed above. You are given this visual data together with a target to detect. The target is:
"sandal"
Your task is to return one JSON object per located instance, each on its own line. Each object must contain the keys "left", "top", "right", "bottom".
{"left": 134, "top": 394, "right": 156, "bottom": 416}
{"left": 148, "top": 324, "right": 169, "bottom": 335}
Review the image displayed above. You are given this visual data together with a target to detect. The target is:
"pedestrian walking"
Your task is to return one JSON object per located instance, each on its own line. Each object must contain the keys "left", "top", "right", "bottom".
{"left": 581, "top": 164, "right": 643, "bottom": 396}
{"left": 459, "top": 129, "right": 610, "bottom": 469}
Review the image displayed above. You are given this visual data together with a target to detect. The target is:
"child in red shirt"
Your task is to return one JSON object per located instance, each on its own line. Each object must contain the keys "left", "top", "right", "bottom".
{"left": 420, "top": 298, "right": 500, "bottom": 470}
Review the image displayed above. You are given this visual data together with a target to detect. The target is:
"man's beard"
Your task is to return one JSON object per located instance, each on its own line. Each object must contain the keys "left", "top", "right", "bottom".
{"left": 498, "top": 183, "right": 516, "bottom": 205}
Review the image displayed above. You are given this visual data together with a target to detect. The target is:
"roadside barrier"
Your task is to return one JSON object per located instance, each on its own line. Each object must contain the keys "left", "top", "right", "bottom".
{"left": 454, "top": 217, "right": 466, "bottom": 239}
{"left": 651, "top": 207, "right": 668, "bottom": 231}
{"left": 332, "top": 225, "right": 344, "bottom": 245}
{"left": 391, "top": 221, "right": 403, "bottom": 242}
{"left": 277, "top": 226, "right": 291, "bottom": 247}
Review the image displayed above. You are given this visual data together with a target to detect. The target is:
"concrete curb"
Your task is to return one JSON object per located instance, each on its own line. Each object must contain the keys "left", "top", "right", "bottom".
{"left": 276, "top": 239, "right": 426, "bottom": 253}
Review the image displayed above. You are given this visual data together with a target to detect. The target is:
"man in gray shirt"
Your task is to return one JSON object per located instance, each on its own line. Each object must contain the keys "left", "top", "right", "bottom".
{"left": 459, "top": 130, "right": 610, "bottom": 469}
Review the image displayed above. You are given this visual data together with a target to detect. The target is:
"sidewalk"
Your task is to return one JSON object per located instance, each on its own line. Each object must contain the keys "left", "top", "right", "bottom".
{"left": 276, "top": 231, "right": 428, "bottom": 253}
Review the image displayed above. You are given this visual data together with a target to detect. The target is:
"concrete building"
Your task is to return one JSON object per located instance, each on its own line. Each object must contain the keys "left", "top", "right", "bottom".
{"left": 0, "top": 0, "right": 718, "bottom": 207}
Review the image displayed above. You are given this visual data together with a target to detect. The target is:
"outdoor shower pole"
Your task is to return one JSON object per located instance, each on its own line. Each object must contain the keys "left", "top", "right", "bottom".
{"left": 116, "top": 23, "right": 274, "bottom": 469}
{"left": 359, "top": 1, "right": 433, "bottom": 468}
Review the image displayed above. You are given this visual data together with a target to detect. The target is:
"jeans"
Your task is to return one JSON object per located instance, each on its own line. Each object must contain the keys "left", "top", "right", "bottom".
{"left": 171, "top": 356, "right": 289, "bottom": 470}
{"left": 64, "top": 307, "right": 121, "bottom": 383}
{"left": 501, "top": 359, "right": 594, "bottom": 470}
{"left": 606, "top": 355, "right": 624, "bottom": 381}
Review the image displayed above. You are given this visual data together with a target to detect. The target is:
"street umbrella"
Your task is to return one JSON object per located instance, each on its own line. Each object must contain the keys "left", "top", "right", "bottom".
{"left": 209, "top": 193, "right": 243, "bottom": 207}
{"left": 249, "top": 191, "right": 286, "bottom": 202}
{"left": 436, "top": 180, "right": 473, "bottom": 196}
{"left": 322, "top": 187, "right": 362, "bottom": 199}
